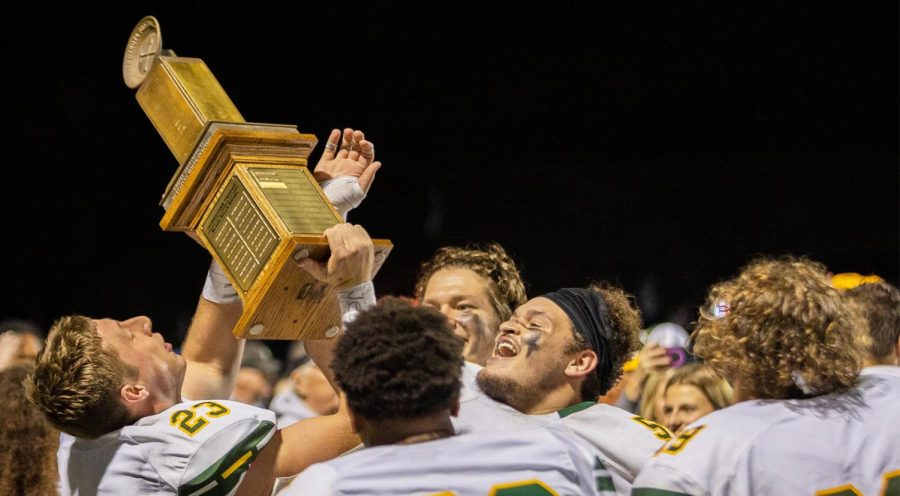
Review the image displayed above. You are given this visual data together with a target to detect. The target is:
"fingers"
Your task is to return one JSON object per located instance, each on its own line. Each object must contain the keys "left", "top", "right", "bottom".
{"left": 357, "top": 138, "right": 374, "bottom": 166}
{"left": 321, "top": 129, "right": 340, "bottom": 161}
{"left": 358, "top": 161, "right": 381, "bottom": 193}
{"left": 337, "top": 128, "right": 353, "bottom": 159}
{"left": 297, "top": 257, "right": 328, "bottom": 282}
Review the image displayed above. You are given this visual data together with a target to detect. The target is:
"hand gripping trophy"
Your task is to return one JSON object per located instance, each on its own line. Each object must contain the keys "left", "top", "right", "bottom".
{"left": 122, "top": 16, "right": 392, "bottom": 340}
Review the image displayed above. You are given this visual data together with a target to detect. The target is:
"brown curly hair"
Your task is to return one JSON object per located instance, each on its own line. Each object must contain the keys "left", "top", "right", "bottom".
{"left": 693, "top": 257, "right": 867, "bottom": 400}
{"left": 414, "top": 243, "right": 527, "bottom": 324}
{"left": 26, "top": 316, "right": 136, "bottom": 438}
{"left": 333, "top": 297, "right": 464, "bottom": 420}
{"left": 1, "top": 365, "right": 59, "bottom": 496}
{"left": 844, "top": 281, "right": 900, "bottom": 363}
{"left": 570, "top": 282, "right": 643, "bottom": 399}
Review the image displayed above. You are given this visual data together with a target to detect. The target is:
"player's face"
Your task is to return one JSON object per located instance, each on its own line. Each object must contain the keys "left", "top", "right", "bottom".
{"left": 476, "top": 297, "right": 576, "bottom": 413}
{"left": 231, "top": 367, "right": 271, "bottom": 407}
{"left": 421, "top": 267, "right": 501, "bottom": 365}
{"left": 292, "top": 365, "right": 340, "bottom": 415}
{"left": 95, "top": 316, "right": 185, "bottom": 399}
{"left": 662, "top": 384, "right": 715, "bottom": 433}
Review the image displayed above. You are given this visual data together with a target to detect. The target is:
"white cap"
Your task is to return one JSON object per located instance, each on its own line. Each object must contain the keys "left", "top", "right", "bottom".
{"left": 642, "top": 322, "right": 689, "bottom": 348}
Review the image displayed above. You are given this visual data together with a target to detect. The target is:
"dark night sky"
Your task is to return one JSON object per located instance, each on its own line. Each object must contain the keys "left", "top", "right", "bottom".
{"left": 3, "top": 4, "right": 897, "bottom": 347}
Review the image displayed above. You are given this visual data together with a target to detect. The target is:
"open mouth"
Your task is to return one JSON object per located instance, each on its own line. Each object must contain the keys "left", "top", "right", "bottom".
{"left": 164, "top": 343, "right": 173, "bottom": 352}
{"left": 494, "top": 337, "right": 519, "bottom": 358}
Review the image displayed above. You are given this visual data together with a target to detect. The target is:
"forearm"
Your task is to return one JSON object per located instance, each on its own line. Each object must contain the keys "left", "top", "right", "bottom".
{"left": 306, "top": 281, "right": 377, "bottom": 390}
{"left": 240, "top": 406, "right": 360, "bottom": 493}
{"left": 181, "top": 296, "right": 245, "bottom": 400}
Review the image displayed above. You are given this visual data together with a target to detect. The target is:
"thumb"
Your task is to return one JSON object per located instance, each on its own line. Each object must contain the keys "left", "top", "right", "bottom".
{"left": 359, "top": 161, "right": 381, "bottom": 193}
{"left": 297, "top": 257, "right": 328, "bottom": 282}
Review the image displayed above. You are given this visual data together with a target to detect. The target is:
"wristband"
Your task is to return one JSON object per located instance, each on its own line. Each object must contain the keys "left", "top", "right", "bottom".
{"left": 337, "top": 281, "right": 376, "bottom": 327}
{"left": 320, "top": 177, "right": 366, "bottom": 220}
{"left": 201, "top": 259, "right": 240, "bottom": 304}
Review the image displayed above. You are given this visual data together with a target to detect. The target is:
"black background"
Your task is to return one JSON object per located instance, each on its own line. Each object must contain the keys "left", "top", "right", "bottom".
{"left": 3, "top": 4, "right": 897, "bottom": 350}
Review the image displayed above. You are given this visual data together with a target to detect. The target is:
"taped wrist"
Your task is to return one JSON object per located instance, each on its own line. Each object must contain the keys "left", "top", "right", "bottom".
{"left": 337, "top": 281, "right": 376, "bottom": 327}
{"left": 320, "top": 177, "right": 366, "bottom": 220}
{"left": 201, "top": 259, "right": 240, "bottom": 304}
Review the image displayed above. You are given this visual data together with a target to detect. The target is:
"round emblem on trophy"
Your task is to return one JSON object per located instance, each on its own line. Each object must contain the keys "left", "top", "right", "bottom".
{"left": 123, "top": 16, "right": 163, "bottom": 89}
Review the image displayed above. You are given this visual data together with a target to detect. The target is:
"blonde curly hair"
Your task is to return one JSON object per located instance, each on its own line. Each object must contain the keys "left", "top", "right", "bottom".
{"left": 415, "top": 243, "right": 527, "bottom": 324}
{"left": 693, "top": 257, "right": 867, "bottom": 400}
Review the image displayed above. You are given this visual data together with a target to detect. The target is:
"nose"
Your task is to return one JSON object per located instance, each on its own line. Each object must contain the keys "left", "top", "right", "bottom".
{"left": 668, "top": 411, "right": 686, "bottom": 434}
{"left": 498, "top": 318, "right": 520, "bottom": 335}
{"left": 122, "top": 316, "right": 152, "bottom": 336}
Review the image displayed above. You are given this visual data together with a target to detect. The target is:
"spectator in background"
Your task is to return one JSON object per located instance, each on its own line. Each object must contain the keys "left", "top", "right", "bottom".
{"left": 0, "top": 364, "right": 59, "bottom": 495}
{"left": 0, "top": 318, "right": 44, "bottom": 370}
{"left": 843, "top": 280, "right": 900, "bottom": 367}
{"left": 230, "top": 341, "right": 281, "bottom": 407}
{"left": 638, "top": 367, "right": 676, "bottom": 423}
{"left": 270, "top": 359, "right": 340, "bottom": 428}
{"left": 615, "top": 322, "right": 690, "bottom": 414}
{"left": 661, "top": 363, "right": 733, "bottom": 434}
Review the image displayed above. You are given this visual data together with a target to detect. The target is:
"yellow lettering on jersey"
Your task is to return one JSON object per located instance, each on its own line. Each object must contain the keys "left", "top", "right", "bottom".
{"left": 488, "top": 479, "right": 558, "bottom": 495}
{"left": 631, "top": 415, "right": 673, "bottom": 441}
{"left": 660, "top": 425, "right": 705, "bottom": 455}
{"left": 815, "top": 483, "right": 862, "bottom": 496}
{"left": 881, "top": 470, "right": 900, "bottom": 496}
{"left": 169, "top": 401, "right": 231, "bottom": 437}
{"left": 429, "top": 492, "right": 455, "bottom": 496}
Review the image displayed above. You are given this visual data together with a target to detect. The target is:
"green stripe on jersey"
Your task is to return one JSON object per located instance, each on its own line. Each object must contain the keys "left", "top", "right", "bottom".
{"left": 557, "top": 401, "right": 594, "bottom": 418}
{"left": 178, "top": 420, "right": 275, "bottom": 496}
{"left": 632, "top": 488, "right": 694, "bottom": 496}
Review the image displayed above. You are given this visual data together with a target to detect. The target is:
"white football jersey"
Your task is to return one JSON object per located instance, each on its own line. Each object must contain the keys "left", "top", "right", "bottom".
{"left": 557, "top": 402, "right": 670, "bottom": 493}
{"left": 453, "top": 363, "right": 668, "bottom": 495}
{"left": 58, "top": 400, "right": 276, "bottom": 496}
{"left": 633, "top": 366, "right": 900, "bottom": 496}
{"left": 283, "top": 423, "right": 609, "bottom": 496}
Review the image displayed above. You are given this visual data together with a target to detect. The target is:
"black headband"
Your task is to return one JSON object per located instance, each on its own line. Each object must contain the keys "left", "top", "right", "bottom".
{"left": 542, "top": 288, "right": 615, "bottom": 390}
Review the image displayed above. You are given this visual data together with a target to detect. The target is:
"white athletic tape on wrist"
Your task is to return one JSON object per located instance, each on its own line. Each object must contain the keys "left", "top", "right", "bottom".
{"left": 202, "top": 259, "right": 240, "bottom": 304}
{"left": 337, "top": 281, "right": 376, "bottom": 329}
{"left": 320, "top": 177, "right": 366, "bottom": 220}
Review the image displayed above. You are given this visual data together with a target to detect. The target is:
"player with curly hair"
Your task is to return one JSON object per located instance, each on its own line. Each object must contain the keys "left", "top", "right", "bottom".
{"left": 415, "top": 242, "right": 527, "bottom": 366}
{"left": 447, "top": 282, "right": 670, "bottom": 494}
{"left": 633, "top": 257, "right": 900, "bottom": 496}
{"left": 844, "top": 280, "right": 900, "bottom": 367}
{"left": 283, "top": 298, "right": 605, "bottom": 495}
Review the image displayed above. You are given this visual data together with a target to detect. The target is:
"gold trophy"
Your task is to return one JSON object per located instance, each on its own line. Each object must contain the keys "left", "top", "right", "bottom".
{"left": 123, "top": 16, "right": 392, "bottom": 340}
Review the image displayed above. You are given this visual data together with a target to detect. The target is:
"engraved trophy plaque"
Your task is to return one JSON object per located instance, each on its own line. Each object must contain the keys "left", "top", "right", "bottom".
{"left": 123, "top": 16, "right": 392, "bottom": 339}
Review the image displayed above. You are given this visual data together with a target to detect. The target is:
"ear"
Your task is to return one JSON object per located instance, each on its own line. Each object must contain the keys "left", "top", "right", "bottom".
{"left": 120, "top": 383, "right": 149, "bottom": 404}
{"left": 564, "top": 349, "right": 598, "bottom": 380}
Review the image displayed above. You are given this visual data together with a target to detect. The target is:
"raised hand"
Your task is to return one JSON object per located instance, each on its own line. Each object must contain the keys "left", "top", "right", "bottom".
{"left": 313, "top": 128, "right": 382, "bottom": 193}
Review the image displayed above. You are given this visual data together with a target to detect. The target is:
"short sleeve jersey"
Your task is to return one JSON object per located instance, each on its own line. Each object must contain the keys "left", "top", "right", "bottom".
{"left": 57, "top": 400, "right": 276, "bottom": 496}
{"left": 453, "top": 363, "right": 669, "bottom": 494}
{"left": 283, "top": 423, "right": 609, "bottom": 496}
{"left": 633, "top": 366, "right": 900, "bottom": 496}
